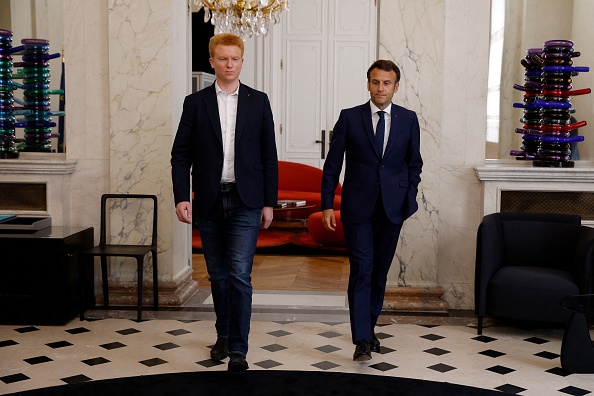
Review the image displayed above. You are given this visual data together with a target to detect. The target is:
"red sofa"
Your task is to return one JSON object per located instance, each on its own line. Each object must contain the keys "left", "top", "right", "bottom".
{"left": 277, "top": 160, "right": 342, "bottom": 219}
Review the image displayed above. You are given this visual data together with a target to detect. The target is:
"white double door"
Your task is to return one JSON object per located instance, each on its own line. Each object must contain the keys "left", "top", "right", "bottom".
{"left": 272, "top": 0, "right": 377, "bottom": 168}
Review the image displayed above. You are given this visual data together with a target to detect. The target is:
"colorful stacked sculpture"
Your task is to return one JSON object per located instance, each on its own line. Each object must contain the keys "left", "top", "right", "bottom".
{"left": 0, "top": 29, "right": 18, "bottom": 158}
{"left": 12, "top": 38, "right": 62, "bottom": 152}
{"left": 510, "top": 40, "right": 591, "bottom": 167}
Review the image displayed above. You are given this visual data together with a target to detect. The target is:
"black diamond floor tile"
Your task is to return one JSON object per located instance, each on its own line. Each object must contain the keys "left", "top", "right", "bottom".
{"left": 139, "top": 357, "right": 168, "bottom": 367}
{"left": 46, "top": 341, "right": 73, "bottom": 349}
{"left": 486, "top": 365, "right": 515, "bottom": 375}
{"left": 15, "top": 326, "right": 39, "bottom": 334}
{"left": 420, "top": 333, "right": 445, "bottom": 341}
{"left": 100, "top": 341, "right": 126, "bottom": 350}
{"left": 315, "top": 344, "right": 341, "bottom": 353}
{"left": 375, "top": 332, "right": 393, "bottom": 341}
{"left": 546, "top": 367, "right": 570, "bottom": 377}
{"left": 318, "top": 331, "right": 341, "bottom": 338}
{"left": 261, "top": 343, "right": 287, "bottom": 352}
{"left": 0, "top": 339, "right": 18, "bottom": 348}
{"left": 312, "top": 361, "right": 340, "bottom": 370}
{"left": 473, "top": 335, "right": 497, "bottom": 343}
{"left": 534, "top": 351, "right": 560, "bottom": 360}
{"left": 267, "top": 330, "right": 292, "bottom": 337}
{"left": 494, "top": 383, "right": 527, "bottom": 394}
{"left": 61, "top": 374, "right": 92, "bottom": 385}
{"left": 479, "top": 349, "right": 506, "bottom": 358}
{"left": 0, "top": 373, "right": 30, "bottom": 384}
{"left": 376, "top": 345, "right": 396, "bottom": 354}
{"left": 154, "top": 342, "right": 180, "bottom": 351}
{"left": 196, "top": 359, "right": 224, "bottom": 368}
{"left": 427, "top": 363, "right": 456, "bottom": 373}
{"left": 524, "top": 336, "right": 550, "bottom": 344}
{"left": 254, "top": 359, "right": 283, "bottom": 369}
{"left": 559, "top": 386, "right": 591, "bottom": 396}
{"left": 66, "top": 327, "right": 90, "bottom": 335}
{"left": 167, "top": 329, "right": 191, "bottom": 336}
{"left": 82, "top": 357, "right": 110, "bottom": 366}
{"left": 369, "top": 362, "right": 397, "bottom": 372}
{"left": 24, "top": 356, "right": 53, "bottom": 365}
{"left": 423, "top": 347, "right": 450, "bottom": 356}
{"left": 116, "top": 328, "right": 141, "bottom": 335}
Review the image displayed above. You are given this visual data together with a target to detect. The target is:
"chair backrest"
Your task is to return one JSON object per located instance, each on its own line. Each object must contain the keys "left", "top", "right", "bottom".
{"left": 486, "top": 212, "right": 581, "bottom": 269}
{"left": 278, "top": 160, "right": 342, "bottom": 195}
{"left": 99, "top": 194, "right": 158, "bottom": 248}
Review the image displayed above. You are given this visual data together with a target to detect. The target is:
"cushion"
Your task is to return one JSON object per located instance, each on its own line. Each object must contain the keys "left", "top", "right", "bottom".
{"left": 487, "top": 266, "right": 578, "bottom": 323}
{"left": 307, "top": 211, "right": 345, "bottom": 246}
{"left": 502, "top": 221, "right": 579, "bottom": 269}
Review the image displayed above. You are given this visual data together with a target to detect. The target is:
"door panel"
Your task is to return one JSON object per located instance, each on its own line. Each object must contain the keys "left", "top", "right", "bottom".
{"left": 280, "top": 0, "right": 377, "bottom": 168}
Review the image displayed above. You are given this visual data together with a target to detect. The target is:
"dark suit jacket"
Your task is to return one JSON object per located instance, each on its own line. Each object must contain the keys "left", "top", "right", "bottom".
{"left": 171, "top": 83, "right": 278, "bottom": 215}
{"left": 321, "top": 101, "right": 422, "bottom": 224}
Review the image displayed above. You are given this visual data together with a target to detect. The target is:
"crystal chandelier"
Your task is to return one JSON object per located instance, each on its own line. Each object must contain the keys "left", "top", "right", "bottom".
{"left": 195, "top": 0, "right": 289, "bottom": 38}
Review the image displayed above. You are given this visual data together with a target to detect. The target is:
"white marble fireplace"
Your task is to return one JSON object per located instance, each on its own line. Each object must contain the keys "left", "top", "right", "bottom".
{"left": 475, "top": 160, "right": 594, "bottom": 226}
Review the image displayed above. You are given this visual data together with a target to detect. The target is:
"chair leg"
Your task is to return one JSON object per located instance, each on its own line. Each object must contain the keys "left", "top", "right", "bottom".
{"left": 137, "top": 257, "right": 143, "bottom": 322}
{"left": 79, "top": 255, "right": 85, "bottom": 321}
{"left": 152, "top": 250, "right": 158, "bottom": 311}
{"left": 477, "top": 316, "right": 483, "bottom": 335}
{"left": 100, "top": 256, "right": 109, "bottom": 308}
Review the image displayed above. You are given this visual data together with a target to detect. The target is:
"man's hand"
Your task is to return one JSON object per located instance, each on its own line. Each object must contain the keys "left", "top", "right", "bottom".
{"left": 261, "top": 206, "right": 273, "bottom": 229}
{"left": 322, "top": 209, "right": 336, "bottom": 231}
{"left": 175, "top": 201, "right": 192, "bottom": 224}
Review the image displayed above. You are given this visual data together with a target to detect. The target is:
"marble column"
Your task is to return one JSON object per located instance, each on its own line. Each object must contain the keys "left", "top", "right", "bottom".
{"left": 378, "top": 0, "right": 490, "bottom": 310}
{"left": 63, "top": 0, "right": 197, "bottom": 306}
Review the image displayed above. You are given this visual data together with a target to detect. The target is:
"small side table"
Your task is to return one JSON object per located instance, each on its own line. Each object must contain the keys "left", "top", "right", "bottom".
{"left": 560, "top": 294, "right": 594, "bottom": 373}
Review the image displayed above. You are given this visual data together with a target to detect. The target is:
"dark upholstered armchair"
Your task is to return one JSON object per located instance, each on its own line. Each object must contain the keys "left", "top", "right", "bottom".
{"left": 475, "top": 212, "right": 594, "bottom": 335}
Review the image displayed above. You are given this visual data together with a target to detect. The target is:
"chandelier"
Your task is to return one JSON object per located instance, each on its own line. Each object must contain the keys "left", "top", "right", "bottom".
{"left": 195, "top": 0, "right": 289, "bottom": 38}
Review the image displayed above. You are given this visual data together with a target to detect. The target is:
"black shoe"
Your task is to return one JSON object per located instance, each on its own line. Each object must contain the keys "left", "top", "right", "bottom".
{"left": 371, "top": 335, "right": 380, "bottom": 353}
{"left": 210, "top": 337, "right": 229, "bottom": 361}
{"left": 353, "top": 340, "right": 371, "bottom": 361}
{"left": 228, "top": 353, "right": 249, "bottom": 373}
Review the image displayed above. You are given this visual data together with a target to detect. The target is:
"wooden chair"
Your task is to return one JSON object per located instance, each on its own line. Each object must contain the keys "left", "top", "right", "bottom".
{"left": 79, "top": 194, "right": 158, "bottom": 322}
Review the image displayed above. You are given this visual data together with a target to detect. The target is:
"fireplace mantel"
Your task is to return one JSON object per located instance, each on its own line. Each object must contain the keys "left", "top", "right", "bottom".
{"left": 0, "top": 155, "right": 77, "bottom": 225}
{"left": 474, "top": 160, "right": 594, "bottom": 225}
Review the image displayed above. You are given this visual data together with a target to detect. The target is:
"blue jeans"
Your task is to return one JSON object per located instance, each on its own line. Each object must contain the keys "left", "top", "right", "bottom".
{"left": 197, "top": 188, "right": 261, "bottom": 357}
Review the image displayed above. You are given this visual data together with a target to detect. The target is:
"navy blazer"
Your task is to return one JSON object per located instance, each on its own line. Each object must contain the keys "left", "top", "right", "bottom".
{"left": 171, "top": 83, "right": 278, "bottom": 215}
{"left": 321, "top": 101, "right": 422, "bottom": 224}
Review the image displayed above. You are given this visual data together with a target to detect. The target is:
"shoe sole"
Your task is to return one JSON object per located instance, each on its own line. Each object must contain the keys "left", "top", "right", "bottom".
{"left": 370, "top": 346, "right": 380, "bottom": 353}
{"left": 353, "top": 354, "right": 372, "bottom": 361}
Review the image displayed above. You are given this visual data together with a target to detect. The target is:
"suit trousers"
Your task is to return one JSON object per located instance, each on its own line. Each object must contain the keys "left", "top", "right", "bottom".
{"left": 196, "top": 187, "right": 261, "bottom": 357}
{"left": 343, "top": 194, "right": 403, "bottom": 344}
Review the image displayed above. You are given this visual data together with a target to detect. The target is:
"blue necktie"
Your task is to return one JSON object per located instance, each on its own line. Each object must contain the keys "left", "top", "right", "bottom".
{"left": 375, "top": 110, "right": 385, "bottom": 156}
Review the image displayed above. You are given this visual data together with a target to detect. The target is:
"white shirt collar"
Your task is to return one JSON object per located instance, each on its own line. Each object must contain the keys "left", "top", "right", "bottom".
{"left": 215, "top": 81, "right": 240, "bottom": 96}
{"left": 370, "top": 102, "right": 392, "bottom": 115}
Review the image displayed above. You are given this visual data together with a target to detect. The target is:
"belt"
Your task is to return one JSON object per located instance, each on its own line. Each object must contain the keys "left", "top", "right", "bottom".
{"left": 220, "top": 183, "right": 236, "bottom": 193}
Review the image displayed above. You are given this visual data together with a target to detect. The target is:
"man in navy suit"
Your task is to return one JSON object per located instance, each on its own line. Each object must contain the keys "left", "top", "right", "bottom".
{"left": 321, "top": 60, "right": 422, "bottom": 361}
{"left": 171, "top": 33, "right": 278, "bottom": 373}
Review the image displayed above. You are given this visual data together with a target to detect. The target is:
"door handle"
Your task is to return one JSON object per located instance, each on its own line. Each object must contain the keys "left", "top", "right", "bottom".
{"left": 315, "top": 130, "right": 326, "bottom": 159}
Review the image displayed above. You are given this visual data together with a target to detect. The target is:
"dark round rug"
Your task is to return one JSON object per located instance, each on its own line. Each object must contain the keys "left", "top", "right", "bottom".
{"left": 9, "top": 370, "right": 511, "bottom": 395}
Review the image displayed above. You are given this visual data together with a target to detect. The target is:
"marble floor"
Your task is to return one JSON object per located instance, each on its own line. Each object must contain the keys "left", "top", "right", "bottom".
{"left": 0, "top": 255, "right": 593, "bottom": 395}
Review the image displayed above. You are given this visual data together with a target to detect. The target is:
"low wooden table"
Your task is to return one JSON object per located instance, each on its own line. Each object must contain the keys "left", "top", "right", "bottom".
{"left": 272, "top": 204, "right": 315, "bottom": 229}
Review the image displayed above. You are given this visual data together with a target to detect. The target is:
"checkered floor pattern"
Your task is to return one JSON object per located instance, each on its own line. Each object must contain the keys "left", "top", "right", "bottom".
{"left": 1, "top": 313, "right": 593, "bottom": 395}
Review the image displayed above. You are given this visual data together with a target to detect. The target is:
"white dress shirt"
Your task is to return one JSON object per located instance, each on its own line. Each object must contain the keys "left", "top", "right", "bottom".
{"left": 215, "top": 82, "right": 239, "bottom": 183}
{"left": 370, "top": 102, "right": 392, "bottom": 155}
